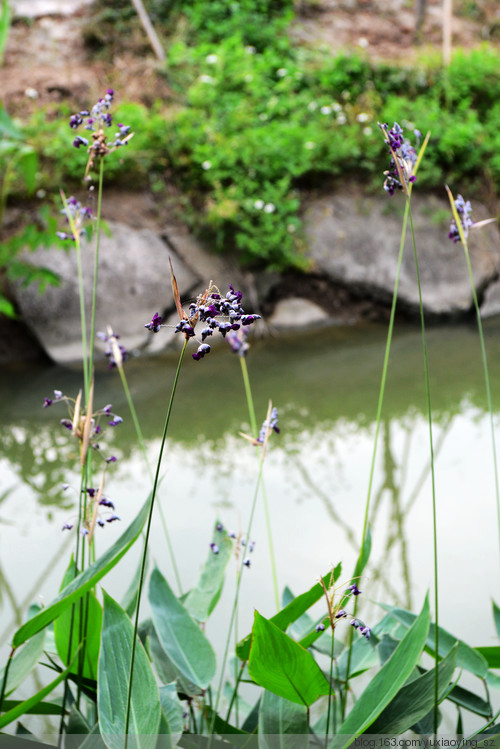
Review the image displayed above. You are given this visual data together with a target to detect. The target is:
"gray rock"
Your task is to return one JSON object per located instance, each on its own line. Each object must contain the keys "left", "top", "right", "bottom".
{"left": 13, "top": 221, "right": 200, "bottom": 364}
{"left": 269, "top": 297, "right": 330, "bottom": 329}
{"left": 480, "top": 278, "right": 500, "bottom": 318}
{"left": 304, "top": 191, "right": 500, "bottom": 317}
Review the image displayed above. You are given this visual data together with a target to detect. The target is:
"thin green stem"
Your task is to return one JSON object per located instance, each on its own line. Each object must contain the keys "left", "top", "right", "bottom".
{"left": 325, "top": 627, "right": 335, "bottom": 745}
{"left": 407, "top": 202, "right": 439, "bottom": 735}
{"left": 124, "top": 340, "right": 188, "bottom": 747}
{"left": 239, "top": 357, "right": 279, "bottom": 610}
{"left": 211, "top": 456, "right": 267, "bottom": 734}
{"left": 462, "top": 243, "right": 500, "bottom": 555}
{"left": 88, "top": 159, "right": 104, "bottom": 380}
{"left": 342, "top": 199, "right": 410, "bottom": 719}
{"left": 239, "top": 357, "right": 258, "bottom": 438}
{"left": 0, "top": 647, "right": 14, "bottom": 715}
{"left": 117, "top": 365, "right": 183, "bottom": 594}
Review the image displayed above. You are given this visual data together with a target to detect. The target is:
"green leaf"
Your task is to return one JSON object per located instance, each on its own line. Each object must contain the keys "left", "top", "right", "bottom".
{"left": 147, "top": 629, "right": 201, "bottom": 697}
{"left": 258, "top": 689, "right": 308, "bottom": 749}
{"left": 476, "top": 646, "right": 500, "bottom": 669}
{"left": 248, "top": 610, "right": 330, "bottom": 707}
{"left": 18, "top": 148, "right": 38, "bottom": 194}
{"left": 237, "top": 565, "right": 342, "bottom": 660}
{"left": 0, "top": 0, "right": 12, "bottom": 65}
{"left": 447, "top": 683, "right": 491, "bottom": 717}
{"left": 493, "top": 600, "right": 500, "bottom": 640}
{"left": 54, "top": 559, "right": 102, "bottom": 681}
{"left": 0, "top": 627, "right": 45, "bottom": 696}
{"left": 98, "top": 591, "right": 161, "bottom": 749}
{"left": 149, "top": 567, "right": 216, "bottom": 690}
{"left": 159, "top": 683, "right": 184, "bottom": 745}
{"left": 368, "top": 644, "right": 457, "bottom": 734}
{"left": 332, "top": 594, "right": 430, "bottom": 747}
{"left": 381, "top": 604, "right": 488, "bottom": 678}
{"left": 0, "top": 700, "right": 63, "bottom": 716}
{"left": 184, "top": 521, "right": 233, "bottom": 622}
{"left": 0, "top": 105, "right": 20, "bottom": 140}
{"left": 202, "top": 706, "right": 247, "bottom": 735}
{"left": 352, "top": 525, "right": 371, "bottom": 580}
{"left": 12, "top": 495, "right": 151, "bottom": 648}
{"left": 0, "top": 657, "right": 75, "bottom": 729}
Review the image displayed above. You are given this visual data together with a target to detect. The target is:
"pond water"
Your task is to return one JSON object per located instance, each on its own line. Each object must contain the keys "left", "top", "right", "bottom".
{"left": 1, "top": 319, "right": 500, "bottom": 735}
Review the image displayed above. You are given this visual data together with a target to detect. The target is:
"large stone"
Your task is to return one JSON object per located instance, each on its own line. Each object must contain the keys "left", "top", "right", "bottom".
{"left": 304, "top": 190, "right": 500, "bottom": 317}
{"left": 13, "top": 220, "right": 200, "bottom": 364}
{"left": 268, "top": 297, "right": 330, "bottom": 329}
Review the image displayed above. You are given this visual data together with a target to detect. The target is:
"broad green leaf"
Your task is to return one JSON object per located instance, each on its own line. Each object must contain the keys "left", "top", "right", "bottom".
{"left": 149, "top": 567, "right": 216, "bottom": 690}
{"left": 184, "top": 521, "right": 232, "bottom": 622}
{"left": 147, "top": 630, "right": 201, "bottom": 696}
{"left": 67, "top": 703, "right": 92, "bottom": 734}
{"left": 54, "top": 559, "right": 102, "bottom": 680}
{"left": 258, "top": 689, "right": 308, "bottom": 749}
{"left": 159, "top": 683, "right": 184, "bottom": 745}
{"left": 248, "top": 610, "right": 330, "bottom": 707}
{"left": 237, "top": 565, "right": 342, "bottom": 660}
{"left": 98, "top": 591, "right": 161, "bottom": 749}
{"left": 335, "top": 634, "right": 378, "bottom": 680}
{"left": 368, "top": 644, "right": 457, "bottom": 734}
{"left": 0, "top": 105, "right": 20, "bottom": 140}
{"left": 487, "top": 671, "right": 500, "bottom": 691}
{"left": 332, "top": 594, "right": 430, "bottom": 747}
{"left": 13, "top": 495, "right": 151, "bottom": 647}
{"left": 382, "top": 604, "right": 488, "bottom": 678}
{"left": 493, "top": 600, "right": 500, "bottom": 640}
{"left": 476, "top": 646, "right": 500, "bottom": 669}
{"left": 0, "top": 657, "right": 75, "bottom": 729}
{"left": 0, "top": 629, "right": 45, "bottom": 697}
{"left": 202, "top": 706, "right": 247, "bottom": 735}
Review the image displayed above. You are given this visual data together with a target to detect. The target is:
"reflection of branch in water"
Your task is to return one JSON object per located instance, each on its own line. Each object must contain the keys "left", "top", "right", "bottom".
{"left": 0, "top": 532, "right": 73, "bottom": 645}
{"left": 370, "top": 415, "right": 454, "bottom": 605}
{"left": 292, "top": 456, "right": 359, "bottom": 552}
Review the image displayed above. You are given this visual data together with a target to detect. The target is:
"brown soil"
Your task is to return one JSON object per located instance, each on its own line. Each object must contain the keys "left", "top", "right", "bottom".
{"left": 1, "top": 1, "right": 500, "bottom": 119}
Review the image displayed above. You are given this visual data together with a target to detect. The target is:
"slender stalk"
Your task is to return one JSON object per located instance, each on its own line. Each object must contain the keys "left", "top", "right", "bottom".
{"left": 446, "top": 187, "right": 500, "bottom": 556}
{"left": 211, "top": 453, "right": 267, "bottom": 733}
{"left": 325, "top": 627, "right": 335, "bottom": 745}
{"left": 88, "top": 159, "right": 104, "bottom": 380}
{"left": 239, "top": 356, "right": 279, "bottom": 610}
{"left": 407, "top": 203, "right": 439, "bottom": 734}
{"left": 124, "top": 340, "right": 188, "bottom": 746}
{"left": 342, "top": 199, "right": 410, "bottom": 719}
{"left": 117, "top": 365, "right": 183, "bottom": 594}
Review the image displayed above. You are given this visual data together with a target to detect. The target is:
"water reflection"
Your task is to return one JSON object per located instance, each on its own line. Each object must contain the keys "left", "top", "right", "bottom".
{"left": 1, "top": 321, "right": 500, "bottom": 701}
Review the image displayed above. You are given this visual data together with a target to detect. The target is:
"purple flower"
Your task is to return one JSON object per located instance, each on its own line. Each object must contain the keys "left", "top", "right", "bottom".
{"left": 99, "top": 497, "right": 115, "bottom": 509}
{"left": 243, "top": 557, "right": 251, "bottom": 567}
{"left": 210, "top": 543, "right": 219, "bottom": 554}
{"left": 350, "top": 619, "right": 360, "bottom": 629}
{"left": 192, "top": 343, "right": 211, "bottom": 361}
{"left": 256, "top": 407, "right": 280, "bottom": 444}
{"left": 379, "top": 121, "right": 419, "bottom": 196}
{"left": 315, "top": 622, "right": 326, "bottom": 632}
{"left": 62, "top": 521, "right": 74, "bottom": 531}
{"left": 73, "top": 135, "right": 89, "bottom": 149}
{"left": 227, "top": 328, "right": 249, "bottom": 357}
{"left": 106, "top": 514, "right": 121, "bottom": 523}
{"left": 359, "top": 626, "right": 371, "bottom": 640}
{"left": 448, "top": 194, "right": 474, "bottom": 243}
{"left": 108, "top": 416, "right": 123, "bottom": 427}
{"left": 144, "top": 312, "right": 163, "bottom": 333}
{"left": 216, "top": 522, "right": 224, "bottom": 532}
{"left": 60, "top": 419, "right": 72, "bottom": 431}
{"left": 248, "top": 540, "right": 255, "bottom": 552}
{"left": 43, "top": 397, "right": 53, "bottom": 408}
{"left": 105, "top": 455, "right": 117, "bottom": 463}
{"left": 335, "top": 609, "right": 347, "bottom": 619}
{"left": 348, "top": 583, "right": 361, "bottom": 596}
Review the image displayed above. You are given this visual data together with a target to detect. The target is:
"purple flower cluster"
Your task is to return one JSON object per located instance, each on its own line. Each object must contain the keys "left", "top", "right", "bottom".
{"left": 56, "top": 196, "right": 92, "bottom": 241}
{"left": 226, "top": 327, "right": 250, "bottom": 357}
{"left": 379, "top": 121, "right": 419, "bottom": 196}
{"left": 145, "top": 283, "right": 261, "bottom": 362}
{"left": 256, "top": 407, "right": 280, "bottom": 444}
{"left": 97, "top": 328, "right": 128, "bottom": 369}
{"left": 69, "top": 90, "right": 133, "bottom": 170}
{"left": 448, "top": 194, "right": 474, "bottom": 243}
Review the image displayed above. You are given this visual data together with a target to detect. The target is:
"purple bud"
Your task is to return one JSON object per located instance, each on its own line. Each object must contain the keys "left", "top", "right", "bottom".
{"left": 350, "top": 619, "right": 360, "bottom": 629}
{"left": 62, "top": 521, "right": 73, "bottom": 531}
{"left": 335, "top": 609, "right": 347, "bottom": 619}
{"left": 54, "top": 390, "right": 63, "bottom": 400}
{"left": 359, "top": 626, "right": 371, "bottom": 640}
{"left": 210, "top": 543, "right": 219, "bottom": 554}
{"left": 60, "top": 419, "right": 72, "bottom": 430}
{"left": 43, "top": 397, "right": 53, "bottom": 408}
{"left": 105, "top": 456, "right": 117, "bottom": 463}
{"left": 108, "top": 416, "right": 123, "bottom": 427}
{"left": 241, "top": 315, "right": 261, "bottom": 326}
{"left": 243, "top": 557, "right": 251, "bottom": 567}
{"left": 73, "top": 135, "right": 89, "bottom": 148}
{"left": 192, "top": 343, "right": 211, "bottom": 361}
{"left": 315, "top": 622, "right": 326, "bottom": 632}
{"left": 145, "top": 312, "right": 163, "bottom": 333}
{"left": 216, "top": 522, "right": 223, "bottom": 532}
{"left": 106, "top": 514, "right": 121, "bottom": 523}
{"left": 248, "top": 540, "right": 255, "bottom": 552}
{"left": 348, "top": 583, "right": 361, "bottom": 596}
